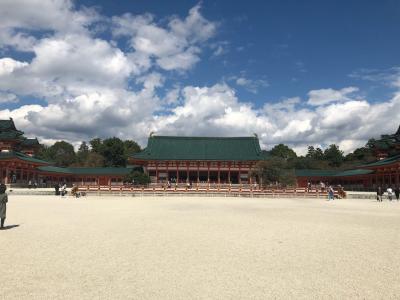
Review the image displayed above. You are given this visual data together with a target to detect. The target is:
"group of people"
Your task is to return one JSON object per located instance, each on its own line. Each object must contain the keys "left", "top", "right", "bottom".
{"left": 54, "top": 183, "right": 68, "bottom": 196}
{"left": 55, "top": 183, "right": 85, "bottom": 198}
{"left": 376, "top": 186, "right": 400, "bottom": 202}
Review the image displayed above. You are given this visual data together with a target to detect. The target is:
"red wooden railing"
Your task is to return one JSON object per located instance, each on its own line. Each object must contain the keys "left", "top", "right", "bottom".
{"left": 77, "top": 184, "right": 344, "bottom": 198}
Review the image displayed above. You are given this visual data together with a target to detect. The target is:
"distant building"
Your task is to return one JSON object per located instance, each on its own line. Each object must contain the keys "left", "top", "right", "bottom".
{"left": 130, "top": 135, "right": 266, "bottom": 184}
{"left": 0, "top": 118, "right": 130, "bottom": 185}
{"left": 0, "top": 118, "right": 40, "bottom": 156}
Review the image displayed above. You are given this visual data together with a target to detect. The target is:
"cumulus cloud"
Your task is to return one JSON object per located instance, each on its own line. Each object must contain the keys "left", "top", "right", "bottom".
{"left": 307, "top": 86, "right": 359, "bottom": 106}
{"left": 112, "top": 3, "right": 216, "bottom": 71}
{"left": 149, "top": 84, "right": 400, "bottom": 154}
{"left": 0, "top": 0, "right": 99, "bottom": 50}
{"left": 0, "top": 57, "right": 28, "bottom": 75}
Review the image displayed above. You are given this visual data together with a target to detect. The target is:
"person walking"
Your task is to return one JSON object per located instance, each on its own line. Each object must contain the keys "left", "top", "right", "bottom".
{"left": 0, "top": 184, "right": 8, "bottom": 229}
{"left": 395, "top": 186, "right": 400, "bottom": 201}
{"left": 377, "top": 186, "right": 383, "bottom": 202}
{"left": 387, "top": 186, "right": 393, "bottom": 201}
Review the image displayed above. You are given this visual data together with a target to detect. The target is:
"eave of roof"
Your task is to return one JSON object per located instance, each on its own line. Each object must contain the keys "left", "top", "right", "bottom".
{"left": 360, "top": 154, "right": 400, "bottom": 168}
{"left": 21, "top": 138, "right": 40, "bottom": 146}
{"left": 295, "top": 169, "right": 374, "bottom": 177}
{"left": 0, "top": 151, "right": 50, "bottom": 165}
{"left": 37, "top": 166, "right": 133, "bottom": 175}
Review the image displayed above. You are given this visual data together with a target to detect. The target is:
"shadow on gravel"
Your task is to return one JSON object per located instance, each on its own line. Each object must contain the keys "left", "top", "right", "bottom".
{"left": 0, "top": 224, "right": 20, "bottom": 230}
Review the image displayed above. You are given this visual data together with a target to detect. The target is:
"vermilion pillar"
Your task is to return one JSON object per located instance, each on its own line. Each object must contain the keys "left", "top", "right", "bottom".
{"left": 217, "top": 162, "right": 220, "bottom": 184}
{"left": 155, "top": 162, "right": 159, "bottom": 183}
{"left": 228, "top": 163, "right": 231, "bottom": 184}
{"left": 197, "top": 162, "right": 199, "bottom": 183}
{"left": 5, "top": 167, "right": 9, "bottom": 184}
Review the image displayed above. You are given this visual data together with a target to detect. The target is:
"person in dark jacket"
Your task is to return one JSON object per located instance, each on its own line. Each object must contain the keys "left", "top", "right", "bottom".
{"left": 0, "top": 184, "right": 8, "bottom": 229}
{"left": 395, "top": 186, "right": 400, "bottom": 201}
{"left": 54, "top": 183, "right": 60, "bottom": 196}
{"left": 376, "top": 186, "right": 384, "bottom": 202}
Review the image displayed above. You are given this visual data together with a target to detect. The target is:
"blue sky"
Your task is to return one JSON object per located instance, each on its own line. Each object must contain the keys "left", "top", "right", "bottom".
{"left": 77, "top": 0, "right": 400, "bottom": 103}
{"left": 0, "top": 0, "right": 399, "bottom": 153}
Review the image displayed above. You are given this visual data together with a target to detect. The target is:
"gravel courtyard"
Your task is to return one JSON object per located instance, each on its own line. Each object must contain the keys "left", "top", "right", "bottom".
{"left": 1, "top": 195, "right": 399, "bottom": 299}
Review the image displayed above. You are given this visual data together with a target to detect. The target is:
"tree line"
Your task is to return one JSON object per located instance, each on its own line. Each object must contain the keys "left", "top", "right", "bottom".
{"left": 254, "top": 140, "right": 377, "bottom": 186}
{"left": 36, "top": 137, "right": 141, "bottom": 168}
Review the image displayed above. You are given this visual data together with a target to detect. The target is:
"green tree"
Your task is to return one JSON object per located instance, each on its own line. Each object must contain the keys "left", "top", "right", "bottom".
{"left": 89, "top": 138, "right": 104, "bottom": 154}
{"left": 47, "top": 141, "right": 76, "bottom": 167}
{"left": 35, "top": 144, "right": 53, "bottom": 162}
{"left": 123, "top": 140, "right": 141, "bottom": 158}
{"left": 124, "top": 170, "right": 150, "bottom": 185}
{"left": 253, "top": 159, "right": 296, "bottom": 187}
{"left": 76, "top": 141, "right": 89, "bottom": 165}
{"left": 102, "top": 137, "right": 126, "bottom": 167}
{"left": 270, "top": 144, "right": 297, "bottom": 160}
{"left": 306, "top": 146, "right": 324, "bottom": 160}
{"left": 84, "top": 152, "right": 105, "bottom": 167}
{"left": 323, "top": 144, "right": 344, "bottom": 167}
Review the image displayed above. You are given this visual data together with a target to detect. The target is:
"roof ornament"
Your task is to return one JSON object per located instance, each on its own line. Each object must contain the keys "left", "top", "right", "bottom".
{"left": 149, "top": 131, "right": 155, "bottom": 137}
{"left": 253, "top": 133, "right": 258, "bottom": 138}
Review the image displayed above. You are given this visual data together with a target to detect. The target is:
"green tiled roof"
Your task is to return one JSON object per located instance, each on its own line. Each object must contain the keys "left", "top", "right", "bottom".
{"left": 0, "top": 119, "right": 17, "bottom": 131}
{"left": 38, "top": 166, "right": 133, "bottom": 175}
{"left": 21, "top": 138, "right": 40, "bottom": 146}
{"left": 295, "top": 169, "right": 373, "bottom": 177}
{"left": 334, "top": 169, "right": 374, "bottom": 176}
{"left": 0, "top": 119, "right": 24, "bottom": 140}
{"left": 0, "top": 151, "right": 50, "bottom": 165}
{"left": 132, "top": 135, "right": 265, "bottom": 161}
{"left": 0, "top": 131, "right": 24, "bottom": 140}
{"left": 361, "top": 154, "right": 400, "bottom": 168}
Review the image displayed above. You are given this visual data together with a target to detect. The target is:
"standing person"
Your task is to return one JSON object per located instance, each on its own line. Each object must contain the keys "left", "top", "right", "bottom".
{"left": 377, "top": 186, "right": 383, "bottom": 202}
{"left": 0, "top": 184, "right": 8, "bottom": 229}
{"left": 54, "top": 183, "right": 60, "bottom": 196}
{"left": 328, "top": 186, "right": 334, "bottom": 201}
{"left": 320, "top": 181, "right": 325, "bottom": 192}
{"left": 387, "top": 186, "right": 393, "bottom": 201}
{"left": 395, "top": 186, "right": 400, "bottom": 201}
{"left": 61, "top": 183, "right": 67, "bottom": 196}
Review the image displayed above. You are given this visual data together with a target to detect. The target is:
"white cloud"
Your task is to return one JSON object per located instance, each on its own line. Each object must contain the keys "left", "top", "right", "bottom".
{"left": 0, "top": 92, "right": 18, "bottom": 103}
{"left": 234, "top": 76, "right": 269, "bottom": 94}
{"left": 0, "top": 57, "right": 28, "bottom": 75}
{"left": 349, "top": 67, "right": 400, "bottom": 88}
{"left": 307, "top": 86, "right": 359, "bottom": 106}
{"left": 0, "top": 0, "right": 99, "bottom": 51}
{"left": 0, "top": 0, "right": 98, "bottom": 33}
{"left": 112, "top": 3, "right": 216, "bottom": 71}
{"left": 149, "top": 83, "right": 400, "bottom": 154}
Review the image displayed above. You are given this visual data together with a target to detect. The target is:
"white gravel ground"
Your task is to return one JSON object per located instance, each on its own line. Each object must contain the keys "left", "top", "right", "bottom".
{"left": 1, "top": 195, "right": 400, "bottom": 299}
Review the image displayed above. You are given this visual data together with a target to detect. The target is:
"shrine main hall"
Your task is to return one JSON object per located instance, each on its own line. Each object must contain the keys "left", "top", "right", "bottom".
{"left": 130, "top": 135, "right": 266, "bottom": 184}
